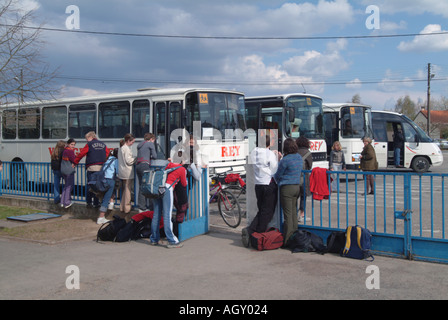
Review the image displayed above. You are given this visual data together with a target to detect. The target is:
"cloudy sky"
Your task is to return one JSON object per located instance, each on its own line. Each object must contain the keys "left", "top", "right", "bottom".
{"left": 20, "top": 0, "right": 448, "bottom": 110}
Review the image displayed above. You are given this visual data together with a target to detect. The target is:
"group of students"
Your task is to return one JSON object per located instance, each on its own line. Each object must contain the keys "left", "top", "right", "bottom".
{"left": 50, "top": 132, "right": 205, "bottom": 248}
{"left": 50, "top": 131, "right": 141, "bottom": 219}
{"left": 243, "top": 135, "right": 379, "bottom": 248}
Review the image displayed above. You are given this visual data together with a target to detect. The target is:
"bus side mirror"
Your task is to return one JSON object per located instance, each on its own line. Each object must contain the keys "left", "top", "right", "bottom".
{"left": 288, "top": 108, "right": 295, "bottom": 123}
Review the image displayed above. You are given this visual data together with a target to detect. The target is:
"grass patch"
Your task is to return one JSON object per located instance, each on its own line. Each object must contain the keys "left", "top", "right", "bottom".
{"left": 0, "top": 205, "right": 38, "bottom": 220}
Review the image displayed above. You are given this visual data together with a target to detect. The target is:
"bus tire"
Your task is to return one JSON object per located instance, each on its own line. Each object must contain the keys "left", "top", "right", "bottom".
{"left": 411, "top": 156, "right": 430, "bottom": 173}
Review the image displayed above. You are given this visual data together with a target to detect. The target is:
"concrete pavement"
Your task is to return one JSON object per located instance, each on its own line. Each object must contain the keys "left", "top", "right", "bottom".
{"left": 1, "top": 224, "right": 448, "bottom": 301}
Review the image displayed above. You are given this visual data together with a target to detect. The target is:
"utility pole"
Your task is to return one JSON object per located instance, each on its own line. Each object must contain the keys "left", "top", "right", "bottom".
{"left": 426, "top": 63, "right": 433, "bottom": 137}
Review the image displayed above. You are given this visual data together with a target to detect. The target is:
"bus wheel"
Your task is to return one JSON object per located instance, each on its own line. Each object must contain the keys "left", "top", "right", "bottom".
{"left": 411, "top": 156, "right": 430, "bottom": 173}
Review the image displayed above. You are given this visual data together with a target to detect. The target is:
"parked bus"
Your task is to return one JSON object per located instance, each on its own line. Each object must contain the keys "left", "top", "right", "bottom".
{"left": 245, "top": 93, "right": 328, "bottom": 168}
{"left": 371, "top": 110, "right": 443, "bottom": 172}
{"left": 323, "top": 103, "right": 374, "bottom": 170}
{"left": 0, "top": 88, "right": 249, "bottom": 181}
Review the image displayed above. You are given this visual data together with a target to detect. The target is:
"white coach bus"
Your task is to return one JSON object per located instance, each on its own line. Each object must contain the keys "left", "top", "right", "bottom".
{"left": 0, "top": 88, "right": 249, "bottom": 175}
{"left": 323, "top": 103, "right": 374, "bottom": 170}
{"left": 245, "top": 93, "right": 328, "bottom": 168}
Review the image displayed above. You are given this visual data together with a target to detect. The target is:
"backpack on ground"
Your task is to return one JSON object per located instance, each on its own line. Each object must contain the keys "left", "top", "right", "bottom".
{"left": 96, "top": 215, "right": 127, "bottom": 242}
{"left": 250, "top": 228, "right": 284, "bottom": 251}
{"left": 288, "top": 229, "right": 327, "bottom": 254}
{"left": 115, "top": 217, "right": 152, "bottom": 242}
{"left": 140, "top": 165, "right": 181, "bottom": 199}
{"left": 326, "top": 231, "right": 346, "bottom": 254}
{"left": 341, "top": 225, "right": 374, "bottom": 261}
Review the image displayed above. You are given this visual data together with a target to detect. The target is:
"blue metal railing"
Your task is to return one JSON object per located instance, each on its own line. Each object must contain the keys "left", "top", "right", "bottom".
{"left": 0, "top": 161, "right": 209, "bottom": 241}
{"left": 298, "top": 169, "right": 448, "bottom": 263}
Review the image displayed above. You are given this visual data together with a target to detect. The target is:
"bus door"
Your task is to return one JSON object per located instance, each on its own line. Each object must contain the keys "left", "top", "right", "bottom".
{"left": 259, "top": 106, "right": 282, "bottom": 152}
{"left": 401, "top": 121, "right": 421, "bottom": 167}
{"left": 372, "top": 118, "right": 388, "bottom": 167}
{"left": 323, "top": 112, "right": 339, "bottom": 157}
{"left": 154, "top": 101, "right": 182, "bottom": 159}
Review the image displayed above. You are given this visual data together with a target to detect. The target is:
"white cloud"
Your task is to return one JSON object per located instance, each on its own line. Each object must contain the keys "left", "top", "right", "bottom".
{"left": 360, "top": 0, "right": 448, "bottom": 18}
{"left": 283, "top": 40, "right": 350, "bottom": 78}
{"left": 222, "top": 55, "right": 324, "bottom": 95}
{"left": 398, "top": 24, "right": 448, "bottom": 52}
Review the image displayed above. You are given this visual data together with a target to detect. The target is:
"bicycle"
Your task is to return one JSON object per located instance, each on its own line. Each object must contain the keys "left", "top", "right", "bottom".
{"left": 223, "top": 173, "right": 246, "bottom": 200}
{"left": 209, "top": 172, "right": 242, "bottom": 228}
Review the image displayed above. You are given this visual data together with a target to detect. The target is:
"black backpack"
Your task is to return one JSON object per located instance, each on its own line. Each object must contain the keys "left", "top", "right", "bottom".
{"left": 326, "top": 231, "right": 346, "bottom": 254}
{"left": 96, "top": 215, "right": 127, "bottom": 242}
{"left": 115, "top": 218, "right": 152, "bottom": 242}
{"left": 288, "top": 229, "right": 326, "bottom": 254}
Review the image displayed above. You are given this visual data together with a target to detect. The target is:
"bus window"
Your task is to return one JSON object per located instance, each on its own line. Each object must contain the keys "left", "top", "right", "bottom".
{"left": 42, "top": 106, "right": 67, "bottom": 139}
{"left": 372, "top": 120, "right": 387, "bottom": 142}
{"left": 69, "top": 104, "right": 96, "bottom": 139}
{"left": 341, "top": 107, "right": 366, "bottom": 138}
{"left": 186, "top": 92, "right": 246, "bottom": 138}
{"left": 402, "top": 122, "right": 417, "bottom": 143}
{"left": 2, "top": 110, "right": 17, "bottom": 140}
{"left": 18, "top": 108, "right": 40, "bottom": 139}
{"left": 132, "top": 99, "right": 150, "bottom": 138}
{"left": 99, "top": 101, "right": 130, "bottom": 139}
{"left": 155, "top": 102, "right": 167, "bottom": 158}
{"left": 286, "top": 96, "right": 324, "bottom": 139}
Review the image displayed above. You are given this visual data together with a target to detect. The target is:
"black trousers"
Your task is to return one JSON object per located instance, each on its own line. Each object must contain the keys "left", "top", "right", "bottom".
{"left": 248, "top": 180, "right": 278, "bottom": 234}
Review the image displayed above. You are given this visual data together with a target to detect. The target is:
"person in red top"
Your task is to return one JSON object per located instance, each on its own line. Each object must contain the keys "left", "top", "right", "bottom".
{"left": 150, "top": 162, "right": 187, "bottom": 248}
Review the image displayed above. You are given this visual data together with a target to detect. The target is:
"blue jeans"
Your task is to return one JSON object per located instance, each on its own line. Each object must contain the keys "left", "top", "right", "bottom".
{"left": 87, "top": 171, "right": 100, "bottom": 206}
{"left": 53, "top": 170, "right": 62, "bottom": 204}
{"left": 100, "top": 178, "right": 116, "bottom": 213}
{"left": 150, "top": 184, "right": 179, "bottom": 245}
{"left": 394, "top": 148, "right": 401, "bottom": 166}
{"left": 331, "top": 163, "right": 343, "bottom": 191}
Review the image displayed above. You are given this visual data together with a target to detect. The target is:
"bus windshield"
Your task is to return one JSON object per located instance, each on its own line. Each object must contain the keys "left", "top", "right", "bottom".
{"left": 341, "top": 106, "right": 373, "bottom": 139}
{"left": 286, "top": 96, "right": 324, "bottom": 139}
{"left": 402, "top": 115, "right": 432, "bottom": 143}
{"left": 186, "top": 92, "right": 246, "bottom": 139}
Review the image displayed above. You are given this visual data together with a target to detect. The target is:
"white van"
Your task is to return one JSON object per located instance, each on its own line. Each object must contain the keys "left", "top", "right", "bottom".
{"left": 371, "top": 110, "right": 443, "bottom": 172}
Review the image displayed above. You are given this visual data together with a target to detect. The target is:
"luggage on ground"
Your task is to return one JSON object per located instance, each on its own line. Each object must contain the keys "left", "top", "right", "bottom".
{"left": 341, "top": 225, "right": 374, "bottom": 261}
{"left": 97, "top": 215, "right": 127, "bottom": 242}
{"left": 326, "top": 231, "right": 346, "bottom": 254}
{"left": 250, "top": 228, "right": 284, "bottom": 251}
{"left": 287, "top": 229, "right": 326, "bottom": 254}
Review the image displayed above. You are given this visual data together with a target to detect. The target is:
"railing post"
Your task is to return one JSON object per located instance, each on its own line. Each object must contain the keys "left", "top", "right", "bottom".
{"left": 403, "top": 173, "right": 413, "bottom": 260}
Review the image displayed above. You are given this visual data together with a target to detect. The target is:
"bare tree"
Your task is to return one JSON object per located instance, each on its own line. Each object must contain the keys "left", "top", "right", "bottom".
{"left": 0, "top": 0, "right": 59, "bottom": 105}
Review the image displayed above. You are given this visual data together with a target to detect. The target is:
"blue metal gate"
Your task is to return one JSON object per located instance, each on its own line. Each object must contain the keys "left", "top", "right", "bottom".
{"left": 297, "top": 170, "right": 448, "bottom": 264}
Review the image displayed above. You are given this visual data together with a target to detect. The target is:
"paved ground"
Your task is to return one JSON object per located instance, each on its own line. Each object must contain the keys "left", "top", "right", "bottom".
{"left": 1, "top": 217, "right": 448, "bottom": 302}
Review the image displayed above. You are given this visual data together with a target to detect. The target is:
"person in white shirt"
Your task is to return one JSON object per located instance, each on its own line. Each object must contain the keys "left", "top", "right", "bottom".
{"left": 242, "top": 135, "right": 281, "bottom": 247}
{"left": 118, "top": 133, "right": 136, "bottom": 215}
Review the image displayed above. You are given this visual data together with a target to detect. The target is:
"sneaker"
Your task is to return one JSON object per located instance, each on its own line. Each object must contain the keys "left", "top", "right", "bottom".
{"left": 166, "top": 242, "right": 183, "bottom": 249}
{"left": 298, "top": 216, "right": 311, "bottom": 223}
{"left": 96, "top": 217, "right": 110, "bottom": 225}
{"left": 242, "top": 228, "right": 250, "bottom": 248}
{"left": 108, "top": 202, "right": 115, "bottom": 210}
{"left": 65, "top": 202, "right": 73, "bottom": 209}
{"left": 150, "top": 241, "right": 159, "bottom": 246}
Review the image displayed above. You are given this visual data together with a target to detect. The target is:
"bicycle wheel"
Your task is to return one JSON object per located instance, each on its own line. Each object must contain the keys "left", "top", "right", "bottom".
{"left": 224, "top": 185, "right": 245, "bottom": 200}
{"left": 218, "top": 190, "right": 241, "bottom": 228}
